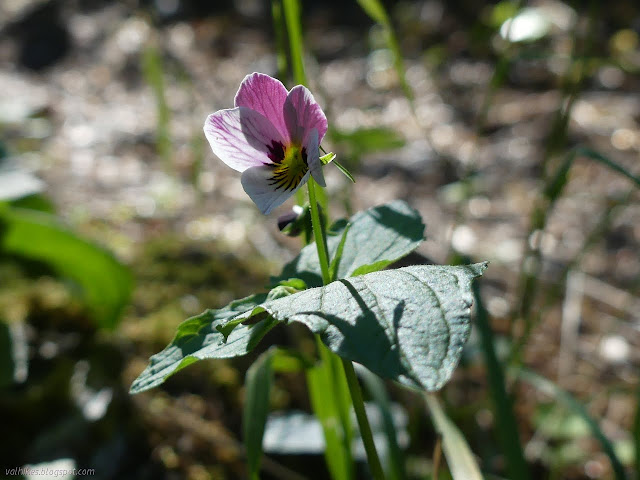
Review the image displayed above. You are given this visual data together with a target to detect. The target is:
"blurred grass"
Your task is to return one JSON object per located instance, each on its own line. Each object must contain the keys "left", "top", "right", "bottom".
{"left": 0, "top": 205, "right": 132, "bottom": 330}
{"left": 244, "top": 347, "right": 275, "bottom": 480}
{"left": 472, "top": 281, "right": 530, "bottom": 480}
{"left": 282, "top": 0, "right": 306, "bottom": 86}
{"left": 356, "top": 0, "right": 413, "bottom": 102}
{"left": 142, "top": 45, "right": 172, "bottom": 169}
{"left": 359, "top": 368, "right": 407, "bottom": 480}
{"left": 635, "top": 387, "right": 640, "bottom": 480}
{"left": 425, "top": 394, "right": 484, "bottom": 480}
{"left": 515, "top": 368, "right": 626, "bottom": 480}
{"left": 307, "top": 341, "right": 355, "bottom": 480}
{"left": 2, "top": 0, "right": 639, "bottom": 478}
{"left": 512, "top": 0, "right": 601, "bottom": 363}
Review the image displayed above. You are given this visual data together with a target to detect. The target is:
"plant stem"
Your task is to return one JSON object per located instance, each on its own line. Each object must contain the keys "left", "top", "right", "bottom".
{"left": 342, "top": 359, "right": 386, "bottom": 480}
{"left": 307, "top": 178, "right": 386, "bottom": 480}
{"left": 307, "top": 178, "right": 331, "bottom": 285}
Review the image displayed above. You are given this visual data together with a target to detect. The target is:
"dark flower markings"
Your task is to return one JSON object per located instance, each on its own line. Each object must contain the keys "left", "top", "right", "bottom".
{"left": 265, "top": 141, "right": 309, "bottom": 191}
{"left": 266, "top": 140, "right": 285, "bottom": 163}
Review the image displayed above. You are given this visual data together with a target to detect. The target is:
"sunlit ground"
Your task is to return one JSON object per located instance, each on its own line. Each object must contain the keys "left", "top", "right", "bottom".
{"left": 1, "top": 0, "right": 639, "bottom": 479}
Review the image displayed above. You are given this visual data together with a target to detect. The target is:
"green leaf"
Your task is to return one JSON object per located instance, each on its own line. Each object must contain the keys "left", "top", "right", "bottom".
{"left": 425, "top": 394, "right": 484, "bottom": 480}
{"left": 270, "top": 264, "right": 487, "bottom": 391}
{"left": 514, "top": 368, "right": 627, "bottom": 480}
{"left": 130, "top": 294, "right": 273, "bottom": 394}
{"left": 0, "top": 207, "right": 133, "bottom": 330}
{"left": 272, "top": 200, "right": 425, "bottom": 287}
{"left": 132, "top": 264, "right": 487, "bottom": 394}
{"left": 244, "top": 348, "right": 275, "bottom": 479}
{"left": 9, "top": 194, "right": 55, "bottom": 213}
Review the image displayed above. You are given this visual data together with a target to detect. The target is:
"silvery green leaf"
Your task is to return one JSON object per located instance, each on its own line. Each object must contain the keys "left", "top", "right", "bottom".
{"left": 131, "top": 263, "right": 487, "bottom": 394}
{"left": 130, "top": 294, "right": 272, "bottom": 394}
{"left": 272, "top": 200, "right": 425, "bottom": 287}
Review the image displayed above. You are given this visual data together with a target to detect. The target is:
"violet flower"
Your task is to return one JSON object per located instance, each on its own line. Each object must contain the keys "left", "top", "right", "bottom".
{"left": 204, "top": 73, "right": 327, "bottom": 214}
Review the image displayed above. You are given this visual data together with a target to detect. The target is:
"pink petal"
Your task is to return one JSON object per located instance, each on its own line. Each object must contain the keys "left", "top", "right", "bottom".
{"left": 241, "top": 165, "right": 310, "bottom": 215}
{"left": 234, "top": 73, "right": 290, "bottom": 142}
{"left": 304, "top": 128, "right": 325, "bottom": 187}
{"left": 204, "top": 107, "right": 285, "bottom": 172}
{"left": 284, "top": 85, "right": 328, "bottom": 145}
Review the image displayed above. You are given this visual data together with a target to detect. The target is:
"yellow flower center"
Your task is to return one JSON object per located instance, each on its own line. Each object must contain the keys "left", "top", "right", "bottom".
{"left": 268, "top": 144, "right": 308, "bottom": 191}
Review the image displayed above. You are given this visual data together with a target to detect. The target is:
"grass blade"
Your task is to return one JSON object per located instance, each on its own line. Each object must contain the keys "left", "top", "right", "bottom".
{"left": 142, "top": 46, "right": 172, "bottom": 168}
{"left": 514, "top": 368, "right": 627, "bottom": 480}
{"left": 358, "top": 368, "right": 407, "bottom": 480}
{"left": 271, "top": 0, "right": 288, "bottom": 80}
{"left": 0, "top": 206, "right": 133, "bottom": 330}
{"left": 473, "top": 283, "right": 530, "bottom": 480}
{"left": 355, "top": 0, "right": 413, "bottom": 101}
{"left": 543, "top": 150, "right": 576, "bottom": 202}
{"left": 282, "top": 0, "right": 306, "bottom": 86}
{"left": 425, "top": 394, "right": 484, "bottom": 480}
{"left": 634, "top": 386, "right": 640, "bottom": 480}
{"left": 576, "top": 147, "right": 640, "bottom": 189}
{"left": 244, "top": 348, "right": 275, "bottom": 480}
{"left": 306, "top": 342, "right": 355, "bottom": 480}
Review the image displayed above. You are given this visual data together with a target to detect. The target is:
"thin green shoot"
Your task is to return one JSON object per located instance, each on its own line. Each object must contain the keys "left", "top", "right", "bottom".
{"left": 142, "top": 46, "right": 172, "bottom": 169}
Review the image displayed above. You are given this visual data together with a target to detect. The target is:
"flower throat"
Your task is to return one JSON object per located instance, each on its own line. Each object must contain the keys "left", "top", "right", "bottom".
{"left": 267, "top": 142, "right": 308, "bottom": 191}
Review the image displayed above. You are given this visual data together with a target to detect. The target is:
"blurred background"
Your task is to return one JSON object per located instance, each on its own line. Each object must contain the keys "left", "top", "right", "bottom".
{"left": 1, "top": 0, "right": 639, "bottom": 478}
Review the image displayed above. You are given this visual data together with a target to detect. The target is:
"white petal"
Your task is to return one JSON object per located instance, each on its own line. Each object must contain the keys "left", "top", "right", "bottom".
{"left": 241, "top": 165, "right": 310, "bottom": 215}
{"left": 204, "top": 107, "right": 285, "bottom": 172}
{"left": 304, "top": 128, "right": 325, "bottom": 187}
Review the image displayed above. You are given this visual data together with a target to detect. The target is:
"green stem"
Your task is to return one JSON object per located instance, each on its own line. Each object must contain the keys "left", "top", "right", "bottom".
{"left": 342, "top": 359, "right": 386, "bottom": 480}
{"left": 307, "top": 178, "right": 386, "bottom": 480}
{"left": 307, "top": 178, "right": 331, "bottom": 285}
